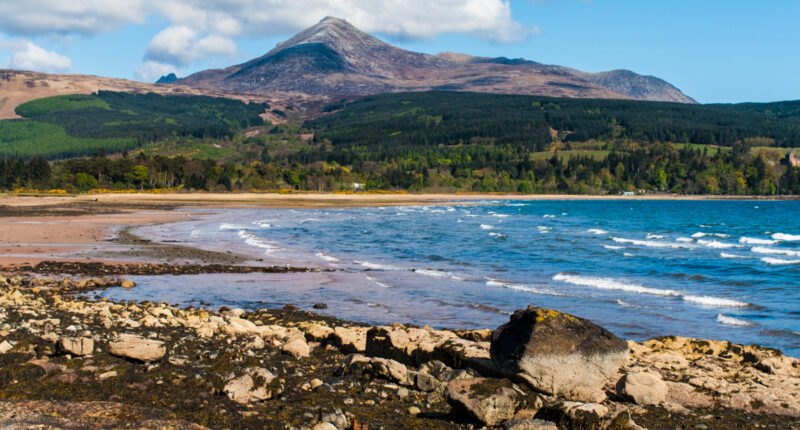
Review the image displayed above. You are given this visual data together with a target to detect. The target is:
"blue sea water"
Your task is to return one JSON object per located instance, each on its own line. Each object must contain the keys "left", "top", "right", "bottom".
{"left": 103, "top": 200, "right": 800, "bottom": 356}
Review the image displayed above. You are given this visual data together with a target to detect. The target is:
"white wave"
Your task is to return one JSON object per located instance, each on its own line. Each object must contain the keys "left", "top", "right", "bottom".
{"left": 553, "top": 273, "right": 750, "bottom": 307}
{"left": 480, "top": 224, "right": 494, "bottom": 230}
{"left": 489, "top": 232, "right": 508, "bottom": 238}
{"left": 717, "top": 314, "right": 754, "bottom": 326}
{"left": 355, "top": 261, "right": 399, "bottom": 271}
{"left": 537, "top": 226, "right": 550, "bottom": 234}
{"left": 492, "top": 213, "right": 509, "bottom": 218}
{"left": 692, "top": 232, "right": 730, "bottom": 238}
{"left": 315, "top": 252, "right": 339, "bottom": 263}
{"left": 506, "top": 203, "right": 529, "bottom": 207}
{"left": 761, "top": 257, "right": 800, "bottom": 265}
{"left": 676, "top": 237, "right": 694, "bottom": 243}
{"left": 553, "top": 273, "right": 681, "bottom": 296}
{"left": 255, "top": 222, "right": 272, "bottom": 228}
{"left": 219, "top": 223, "right": 246, "bottom": 230}
{"left": 646, "top": 233, "right": 666, "bottom": 239}
{"left": 772, "top": 233, "right": 800, "bottom": 241}
{"left": 543, "top": 214, "right": 556, "bottom": 218}
{"left": 588, "top": 229, "right": 608, "bottom": 235}
{"left": 238, "top": 230, "right": 279, "bottom": 253}
{"left": 739, "top": 237, "right": 778, "bottom": 245}
{"left": 697, "top": 239, "right": 741, "bottom": 249}
{"left": 720, "top": 252, "right": 747, "bottom": 259}
{"left": 604, "top": 245, "right": 624, "bottom": 250}
{"left": 614, "top": 299, "right": 641, "bottom": 309}
{"left": 684, "top": 295, "right": 749, "bottom": 308}
{"left": 300, "top": 218, "right": 321, "bottom": 224}
{"left": 624, "top": 253, "right": 634, "bottom": 257}
{"left": 486, "top": 279, "right": 566, "bottom": 296}
{"left": 416, "top": 269, "right": 467, "bottom": 281}
{"left": 611, "top": 237, "right": 694, "bottom": 249}
{"left": 751, "top": 246, "right": 800, "bottom": 257}
{"left": 366, "top": 276, "right": 393, "bottom": 289}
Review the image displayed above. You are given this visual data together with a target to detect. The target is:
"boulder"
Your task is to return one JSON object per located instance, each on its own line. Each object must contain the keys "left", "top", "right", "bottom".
{"left": 617, "top": 371, "right": 667, "bottom": 406}
{"left": 59, "top": 337, "right": 94, "bottom": 356}
{"left": 332, "top": 327, "right": 368, "bottom": 353}
{"left": 282, "top": 337, "right": 311, "bottom": 359}
{"left": 504, "top": 419, "right": 558, "bottom": 430}
{"left": 120, "top": 280, "right": 135, "bottom": 289}
{"left": 224, "top": 367, "right": 275, "bottom": 404}
{"left": 536, "top": 401, "right": 609, "bottom": 430}
{"left": 445, "top": 378, "right": 521, "bottom": 427}
{"left": 0, "top": 340, "right": 14, "bottom": 354}
{"left": 491, "top": 306, "right": 628, "bottom": 396}
{"left": 108, "top": 334, "right": 166, "bottom": 362}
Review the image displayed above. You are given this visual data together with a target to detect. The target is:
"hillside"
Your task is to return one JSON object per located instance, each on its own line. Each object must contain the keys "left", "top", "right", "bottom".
{"left": 179, "top": 17, "right": 695, "bottom": 103}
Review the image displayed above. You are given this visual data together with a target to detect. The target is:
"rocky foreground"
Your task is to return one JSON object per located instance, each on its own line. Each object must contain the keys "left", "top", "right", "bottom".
{"left": 0, "top": 271, "right": 798, "bottom": 429}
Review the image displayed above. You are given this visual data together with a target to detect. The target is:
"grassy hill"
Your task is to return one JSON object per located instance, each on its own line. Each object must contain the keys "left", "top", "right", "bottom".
{"left": 0, "top": 92, "right": 268, "bottom": 159}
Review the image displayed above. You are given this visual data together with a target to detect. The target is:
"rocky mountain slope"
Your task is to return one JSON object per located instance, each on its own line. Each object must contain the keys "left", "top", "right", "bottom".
{"left": 179, "top": 17, "right": 695, "bottom": 103}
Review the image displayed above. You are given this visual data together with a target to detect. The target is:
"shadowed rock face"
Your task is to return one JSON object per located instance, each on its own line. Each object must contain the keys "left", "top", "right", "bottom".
{"left": 179, "top": 16, "right": 696, "bottom": 102}
{"left": 490, "top": 306, "right": 628, "bottom": 396}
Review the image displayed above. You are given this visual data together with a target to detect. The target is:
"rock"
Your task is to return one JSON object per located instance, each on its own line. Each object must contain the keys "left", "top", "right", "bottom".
{"left": 491, "top": 306, "right": 628, "bottom": 396}
{"left": 301, "top": 323, "right": 334, "bottom": 342}
{"left": 408, "top": 406, "right": 421, "bottom": 415}
{"left": 319, "top": 409, "right": 348, "bottom": 430}
{"left": 411, "top": 371, "right": 439, "bottom": 392}
{"left": 332, "top": 327, "right": 368, "bottom": 353}
{"left": 108, "top": 334, "right": 166, "bottom": 362}
{"left": 565, "top": 386, "right": 607, "bottom": 403}
{"left": 224, "top": 368, "right": 276, "bottom": 404}
{"left": 445, "top": 378, "right": 521, "bottom": 427}
{"left": 617, "top": 371, "right": 667, "bottom": 406}
{"left": 0, "top": 340, "right": 14, "bottom": 354}
{"left": 537, "top": 401, "right": 609, "bottom": 430}
{"left": 246, "top": 335, "right": 266, "bottom": 350}
{"left": 59, "top": 337, "right": 94, "bottom": 356}
{"left": 313, "top": 303, "right": 328, "bottom": 309}
{"left": 98, "top": 370, "right": 118, "bottom": 381}
{"left": 397, "top": 387, "right": 409, "bottom": 398}
{"left": 282, "top": 337, "right": 310, "bottom": 359}
{"left": 120, "top": 280, "right": 135, "bottom": 288}
{"left": 312, "top": 423, "right": 337, "bottom": 430}
{"left": 504, "top": 419, "right": 559, "bottom": 430}
{"left": 310, "top": 378, "right": 324, "bottom": 389}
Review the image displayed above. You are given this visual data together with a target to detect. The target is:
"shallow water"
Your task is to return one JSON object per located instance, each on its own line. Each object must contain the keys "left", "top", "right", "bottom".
{"left": 100, "top": 200, "right": 800, "bottom": 356}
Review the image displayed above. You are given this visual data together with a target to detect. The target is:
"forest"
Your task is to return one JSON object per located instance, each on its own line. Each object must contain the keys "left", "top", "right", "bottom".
{"left": 1, "top": 92, "right": 268, "bottom": 159}
{"left": 1, "top": 91, "right": 800, "bottom": 195}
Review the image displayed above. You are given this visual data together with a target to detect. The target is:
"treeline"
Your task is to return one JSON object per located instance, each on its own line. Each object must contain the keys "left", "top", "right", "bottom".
{"left": 1, "top": 92, "right": 268, "bottom": 159}
{"left": 3, "top": 143, "right": 800, "bottom": 195}
{"left": 308, "top": 92, "right": 800, "bottom": 149}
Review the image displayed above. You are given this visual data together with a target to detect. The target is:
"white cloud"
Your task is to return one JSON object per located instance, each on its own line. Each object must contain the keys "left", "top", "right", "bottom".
{"left": 144, "top": 26, "right": 237, "bottom": 66}
{"left": 0, "top": 39, "right": 72, "bottom": 73}
{"left": 135, "top": 60, "right": 178, "bottom": 82}
{"left": 0, "top": 0, "right": 148, "bottom": 36}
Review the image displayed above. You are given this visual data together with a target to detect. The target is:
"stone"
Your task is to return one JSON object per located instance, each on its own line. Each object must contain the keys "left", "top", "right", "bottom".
{"left": 411, "top": 371, "right": 439, "bottom": 392}
{"left": 108, "top": 334, "right": 166, "bottom": 362}
{"left": 0, "top": 340, "right": 14, "bottom": 354}
{"left": 491, "top": 306, "right": 628, "bottom": 396}
{"left": 504, "top": 419, "right": 559, "bottom": 430}
{"left": 59, "top": 337, "right": 94, "bottom": 356}
{"left": 565, "top": 386, "right": 607, "bottom": 403}
{"left": 536, "top": 401, "right": 609, "bottom": 430}
{"left": 312, "top": 423, "right": 337, "bottom": 430}
{"left": 445, "top": 378, "right": 521, "bottom": 427}
{"left": 319, "top": 409, "right": 348, "bottom": 430}
{"left": 310, "top": 378, "right": 324, "bottom": 389}
{"left": 224, "top": 368, "right": 276, "bottom": 404}
{"left": 313, "top": 303, "right": 328, "bottom": 309}
{"left": 397, "top": 387, "right": 410, "bottom": 398}
{"left": 301, "top": 323, "right": 334, "bottom": 342}
{"left": 120, "top": 280, "right": 135, "bottom": 289}
{"left": 282, "top": 337, "right": 311, "bottom": 359}
{"left": 98, "top": 370, "right": 118, "bottom": 381}
{"left": 617, "top": 371, "right": 667, "bottom": 406}
{"left": 333, "top": 327, "right": 368, "bottom": 353}
{"left": 408, "top": 406, "right": 421, "bottom": 415}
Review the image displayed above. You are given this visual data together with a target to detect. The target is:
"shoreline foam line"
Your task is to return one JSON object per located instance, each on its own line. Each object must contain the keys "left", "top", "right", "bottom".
{"left": 553, "top": 273, "right": 750, "bottom": 307}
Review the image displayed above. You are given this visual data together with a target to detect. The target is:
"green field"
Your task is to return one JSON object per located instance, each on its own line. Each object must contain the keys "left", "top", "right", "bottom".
{"left": 0, "top": 120, "right": 135, "bottom": 158}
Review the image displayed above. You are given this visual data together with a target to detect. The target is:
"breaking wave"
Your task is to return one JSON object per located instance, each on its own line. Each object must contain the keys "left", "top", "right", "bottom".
{"left": 761, "top": 257, "right": 800, "bottom": 265}
{"left": 751, "top": 246, "right": 800, "bottom": 257}
{"left": 717, "top": 314, "right": 755, "bottom": 326}
{"left": 739, "top": 237, "right": 778, "bottom": 245}
{"left": 772, "top": 233, "right": 800, "bottom": 241}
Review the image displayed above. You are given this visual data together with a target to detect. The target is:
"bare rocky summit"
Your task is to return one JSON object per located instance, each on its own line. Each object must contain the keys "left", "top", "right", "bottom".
{"left": 179, "top": 16, "right": 695, "bottom": 103}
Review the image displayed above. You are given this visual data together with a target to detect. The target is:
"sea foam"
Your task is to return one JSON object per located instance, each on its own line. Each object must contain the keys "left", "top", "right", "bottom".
{"left": 717, "top": 313, "right": 755, "bottom": 326}
{"left": 238, "top": 230, "right": 279, "bottom": 253}
{"left": 611, "top": 237, "right": 694, "bottom": 249}
{"left": 761, "top": 257, "right": 800, "bottom": 265}
{"left": 697, "top": 239, "right": 741, "bottom": 249}
{"left": 553, "top": 273, "right": 750, "bottom": 307}
{"left": 315, "top": 252, "right": 340, "bottom": 263}
{"left": 486, "top": 279, "right": 566, "bottom": 296}
{"left": 739, "top": 237, "right": 778, "bottom": 245}
{"left": 752, "top": 246, "right": 800, "bottom": 257}
{"left": 415, "top": 269, "right": 467, "bottom": 281}
{"left": 773, "top": 233, "right": 800, "bottom": 241}
{"left": 720, "top": 252, "right": 747, "bottom": 259}
{"left": 480, "top": 224, "right": 494, "bottom": 230}
{"left": 355, "top": 261, "right": 399, "bottom": 271}
{"left": 588, "top": 228, "right": 608, "bottom": 235}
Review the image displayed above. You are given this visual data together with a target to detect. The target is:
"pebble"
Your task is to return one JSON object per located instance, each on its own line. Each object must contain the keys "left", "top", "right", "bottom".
{"left": 397, "top": 387, "right": 409, "bottom": 398}
{"left": 310, "top": 378, "right": 324, "bottom": 389}
{"left": 408, "top": 406, "right": 421, "bottom": 415}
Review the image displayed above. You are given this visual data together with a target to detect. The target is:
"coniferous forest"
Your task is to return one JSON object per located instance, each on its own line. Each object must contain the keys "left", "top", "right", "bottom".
{"left": 1, "top": 91, "right": 800, "bottom": 195}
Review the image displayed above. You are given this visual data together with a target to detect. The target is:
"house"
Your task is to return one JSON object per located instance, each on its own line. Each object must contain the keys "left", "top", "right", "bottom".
{"left": 781, "top": 151, "right": 800, "bottom": 167}
{"left": 622, "top": 191, "right": 635, "bottom": 196}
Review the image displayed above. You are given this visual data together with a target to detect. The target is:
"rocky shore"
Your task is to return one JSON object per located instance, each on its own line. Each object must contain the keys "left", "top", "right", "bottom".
{"left": 0, "top": 267, "right": 798, "bottom": 429}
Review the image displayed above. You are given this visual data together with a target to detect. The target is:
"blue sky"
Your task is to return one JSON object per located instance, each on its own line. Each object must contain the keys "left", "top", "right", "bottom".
{"left": 1, "top": 0, "right": 798, "bottom": 104}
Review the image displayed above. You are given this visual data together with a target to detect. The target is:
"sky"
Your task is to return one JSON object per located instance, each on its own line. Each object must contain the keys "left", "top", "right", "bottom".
{"left": 0, "top": 0, "right": 798, "bottom": 104}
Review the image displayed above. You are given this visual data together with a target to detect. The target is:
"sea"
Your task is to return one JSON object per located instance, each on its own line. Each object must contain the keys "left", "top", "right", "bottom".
{"left": 98, "top": 200, "right": 800, "bottom": 357}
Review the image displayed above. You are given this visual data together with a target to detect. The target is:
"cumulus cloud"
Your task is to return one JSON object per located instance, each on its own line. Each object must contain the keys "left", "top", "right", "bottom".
{"left": 0, "top": 0, "right": 148, "bottom": 36}
{"left": 135, "top": 60, "right": 178, "bottom": 82}
{"left": 0, "top": 39, "right": 71, "bottom": 73}
{"left": 144, "top": 26, "right": 237, "bottom": 66}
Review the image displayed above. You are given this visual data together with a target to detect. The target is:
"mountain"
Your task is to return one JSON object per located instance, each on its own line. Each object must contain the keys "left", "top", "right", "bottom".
{"left": 155, "top": 73, "right": 179, "bottom": 84}
{"left": 179, "top": 17, "right": 695, "bottom": 103}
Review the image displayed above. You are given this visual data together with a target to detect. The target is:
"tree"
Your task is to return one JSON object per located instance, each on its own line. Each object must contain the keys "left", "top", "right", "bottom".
{"left": 132, "top": 165, "right": 148, "bottom": 190}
